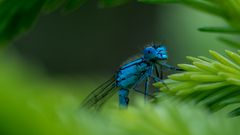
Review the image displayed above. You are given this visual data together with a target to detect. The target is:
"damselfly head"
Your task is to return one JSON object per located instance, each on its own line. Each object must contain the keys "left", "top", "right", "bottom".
{"left": 143, "top": 44, "right": 168, "bottom": 61}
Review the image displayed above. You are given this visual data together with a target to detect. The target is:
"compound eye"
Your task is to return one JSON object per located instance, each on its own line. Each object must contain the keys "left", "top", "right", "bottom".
{"left": 144, "top": 47, "right": 156, "bottom": 56}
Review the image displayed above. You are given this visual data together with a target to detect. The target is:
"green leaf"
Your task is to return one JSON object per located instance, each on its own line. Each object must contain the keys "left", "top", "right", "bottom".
{"left": 63, "top": 0, "right": 88, "bottom": 12}
{"left": 225, "top": 50, "right": 240, "bottom": 65}
{"left": 209, "top": 50, "right": 240, "bottom": 70}
{"left": 177, "top": 64, "right": 202, "bottom": 72}
{"left": 218, "top": 37, "right": 240, "bottom": 48}
{"left": 42, "top": 0, "right": 65, "bottom": 13}
{"left": 181, "top": 1, "right": 227, "bottom": 18}
{"left": 0, "top": 0, "right": 45, "bottom": 44}
{"left": 198, "top": 27, "right": 240, "bottom": 34}
{"left": 229, "top": 107, "right": 240, "bottom": 117}
{"left": 98, "top": 0, "right": 131, "bottom": 8}
{"left": 138, "top": 0, "right": 180, "bottom": 4}
{"left": 198, "top": 56, "right": 215, "bottom": 63}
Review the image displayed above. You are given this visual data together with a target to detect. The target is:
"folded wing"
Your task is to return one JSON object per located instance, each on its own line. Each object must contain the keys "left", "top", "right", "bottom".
{"left": 80, "top": 75, "right": 118, "bottom": 110}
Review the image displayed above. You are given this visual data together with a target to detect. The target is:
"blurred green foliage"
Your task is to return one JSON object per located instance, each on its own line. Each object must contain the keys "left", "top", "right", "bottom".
{"left": 0, "top": 0, "right": 132, "bottom": 45}
{"left": 139, "top": 0, "right": 240, "bottom": 47}
{"left": 155, "top": 50, "right": 240, "bottom": 116}
{"left": 1, "top": 0, "right": 239, "bottom": 47}
{"left": 139, "top": 0, "right": 240, "bottom": 29}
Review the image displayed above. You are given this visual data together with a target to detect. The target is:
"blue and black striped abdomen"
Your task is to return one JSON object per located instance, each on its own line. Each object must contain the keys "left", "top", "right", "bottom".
{"left": 116, "top": 58, "right": 149, "bottom": 89}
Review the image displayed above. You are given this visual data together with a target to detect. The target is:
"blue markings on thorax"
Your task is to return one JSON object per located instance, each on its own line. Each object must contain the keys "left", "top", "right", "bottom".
{"left": 116, "top": 57, "right": 150, "bottom": 89}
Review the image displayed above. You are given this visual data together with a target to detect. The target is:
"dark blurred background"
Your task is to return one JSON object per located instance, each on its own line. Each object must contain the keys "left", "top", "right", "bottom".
{"left": 12, "top": 1, "right": 230, "bottom": 76}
